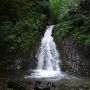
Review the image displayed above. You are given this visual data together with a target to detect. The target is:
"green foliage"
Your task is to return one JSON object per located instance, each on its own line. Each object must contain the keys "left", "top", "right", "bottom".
{"left": 50, "top": 0, "right": 62, "bottom": 17}
{"left": 55, "top": 21, "right": 73, "bottom": 37}
{"left": 0, "top": 0, "right": 49, "bottom": 69}
{"left": 0, "top": 0, "right": 48, "bottom": 53}
{"left": 73, "top": 12, "right": 90, "bottom": 45}
{"left": 50, "top": 0, "right": 79, "bottom": 21}
{"left": 73, "top": 31, "right": 87, "bottom": 43}
{"left": 51, "top": 0, "right": 90, "bottom": 46}
{"left": 1, "top": 19, "right": 41, "bottom": 52}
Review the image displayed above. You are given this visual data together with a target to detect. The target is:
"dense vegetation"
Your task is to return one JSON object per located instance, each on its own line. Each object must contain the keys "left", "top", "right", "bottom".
{"left": 0, "top": 0, "right": 90, "bottom": 71}
{"left": 0, "top": 0, "right": 49, "bottom": 70}
{"left": 50, "top": 0, "right": 90, "bottom": 47}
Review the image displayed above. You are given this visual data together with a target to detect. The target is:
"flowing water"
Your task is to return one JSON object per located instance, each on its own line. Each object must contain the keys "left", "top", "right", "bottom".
{"left": 25, "top": 25, "right": 66, "bottom": 80}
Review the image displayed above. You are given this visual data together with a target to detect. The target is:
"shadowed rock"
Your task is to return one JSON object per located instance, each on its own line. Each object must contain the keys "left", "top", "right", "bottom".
{"left": 7, "top": 81, "right": 26, "bottom": 90}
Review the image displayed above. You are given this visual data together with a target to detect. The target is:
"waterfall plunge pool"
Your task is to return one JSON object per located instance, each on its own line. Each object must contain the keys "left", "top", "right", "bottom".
{"left": 24, "top": 69, "right": 67, "bottom": 81}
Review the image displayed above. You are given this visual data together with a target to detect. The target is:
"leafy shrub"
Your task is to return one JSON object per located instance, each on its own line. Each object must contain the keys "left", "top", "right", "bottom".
{"left": 55, "top": 20, "right": 73, "bottom": 37}
{"left": 51, "top": 0, "right": 90, "bottom": 47}
{"left": 50, "top": 0, "right": 79, "bottom": 21}
{"left": 0, "top": 0, "right": 48, "bottom": 53}
{"left": 73, "top": 31, "right": 87, "bottom": 43}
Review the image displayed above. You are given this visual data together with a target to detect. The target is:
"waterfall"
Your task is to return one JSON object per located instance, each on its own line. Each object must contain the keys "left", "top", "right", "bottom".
{"left": 36, "top": 25, "right": 60, "bottom": 71}
{"left": 25, "top": 25, "right": 65, "bottom": 79}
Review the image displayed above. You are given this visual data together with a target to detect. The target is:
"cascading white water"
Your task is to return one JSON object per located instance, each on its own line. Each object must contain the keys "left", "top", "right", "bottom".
{"left": 36, "top": 25, "right": 60, "bottom": 71}
{"left": 25, "top": 25, "right": 66, "bottom": 79}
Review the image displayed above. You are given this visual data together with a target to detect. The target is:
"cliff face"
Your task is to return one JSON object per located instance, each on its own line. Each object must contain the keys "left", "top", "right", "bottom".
{"left": 0, "top": 0, "right": 49, "bottom": 70}
{"left": 53, "top": 36, "right": 90, "bottom": 75}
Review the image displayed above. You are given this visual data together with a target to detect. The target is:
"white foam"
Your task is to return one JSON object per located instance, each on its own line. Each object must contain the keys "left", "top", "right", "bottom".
{"left": 25, "top": 25, "right": 66, "bottom": 80}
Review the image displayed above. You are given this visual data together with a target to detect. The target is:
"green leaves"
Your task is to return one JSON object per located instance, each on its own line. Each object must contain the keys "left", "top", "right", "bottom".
{"left": 50, "top": 0, "right": 79, "bottom": 20}
{"left": 0, "top": 0, "right": 49, "bottom": 69}
{"left": 55, "top": 20, "right": 73, "bottom": 37}
{"left": 73, "top": 31, "right": 87, "bottom": 43}
{"left": 5, "top": 18, "right": 42, "bottom": 51}
{"left": 52, "top": 0, "right": 90, "bottom": 48}
{"left": 0, "top": 0, "right": 47, "bottom": 53}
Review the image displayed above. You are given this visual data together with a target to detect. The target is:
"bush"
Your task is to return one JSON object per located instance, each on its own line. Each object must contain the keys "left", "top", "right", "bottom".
{"left": 50, "top": 0, "right": 79, "bottom": 21}
{"left": 0, "top": 0, "right": 48, "bottom": 53}
{"left": 51, "top": 0, "right": 90, "bottom": 47}
{"left": 54, "top": 20, "right": 73, "bottom": 38}
{"left": 0, "top": 0, "right": 49, "bottom": 70}
{"left": 85, "top": 36, "right": 90, "bottom": 46}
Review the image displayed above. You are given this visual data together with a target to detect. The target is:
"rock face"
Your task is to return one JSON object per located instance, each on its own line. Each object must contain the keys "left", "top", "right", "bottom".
{"left": 54, "top": 37, "right": 90, "bottom": 75}
{"left": 0, "top": 39, "right": 41, "bottom": 70}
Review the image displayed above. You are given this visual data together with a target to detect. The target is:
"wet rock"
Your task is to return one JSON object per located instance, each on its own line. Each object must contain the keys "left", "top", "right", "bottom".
{"left": 7, "top": 81, "right": 26, "bottom": 90}
{"left": 54, "top": 36, "right": 90, "bottom": 75}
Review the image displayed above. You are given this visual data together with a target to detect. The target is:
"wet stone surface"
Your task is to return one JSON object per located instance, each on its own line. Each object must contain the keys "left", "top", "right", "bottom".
{"left": 0, "top": 73, "right": 90, "bottom": 90}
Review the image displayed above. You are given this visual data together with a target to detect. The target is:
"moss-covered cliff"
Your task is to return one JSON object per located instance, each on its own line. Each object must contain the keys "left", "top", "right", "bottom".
{"left": 0, "top": 0, "right": 50, "bottom": 70}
